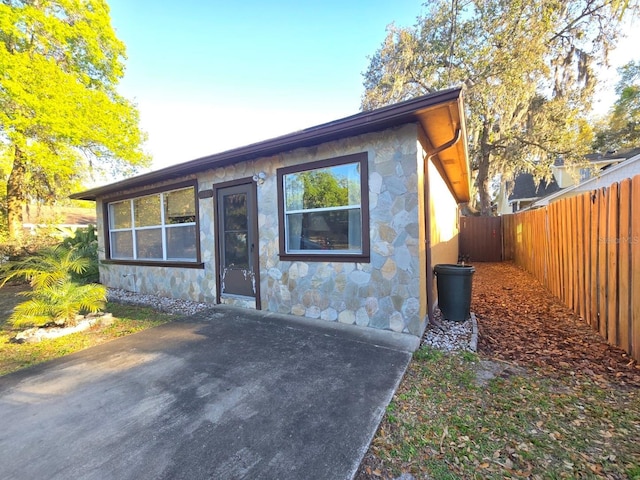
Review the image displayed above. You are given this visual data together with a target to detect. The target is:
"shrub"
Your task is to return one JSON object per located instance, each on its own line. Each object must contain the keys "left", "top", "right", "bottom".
{"left": 0, "top": 246, "right": 106, "bottom": 328}
{"left": 61, "top": 225, "right": 99, "bottom": 284}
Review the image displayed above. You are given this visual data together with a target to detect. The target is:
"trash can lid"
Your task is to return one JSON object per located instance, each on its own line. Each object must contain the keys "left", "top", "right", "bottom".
{"left": 434, "top": 264, "right": 475, "bottom": 275}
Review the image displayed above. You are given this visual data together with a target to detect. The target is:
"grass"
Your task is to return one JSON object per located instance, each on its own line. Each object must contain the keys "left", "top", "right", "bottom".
{"left": 0, "top": 301, "right": 175, "bottom": 376}
{"left": 368, "top": 347, "right": 640, "bottom": 479}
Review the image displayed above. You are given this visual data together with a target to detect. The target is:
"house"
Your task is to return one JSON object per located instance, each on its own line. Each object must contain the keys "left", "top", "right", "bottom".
{"left": 22, "top": 204, "right": 97, "bottom": 236}
{"left": 497, "top": 173, "right": 561, "bottom": 214}
{"left": 495, "top": 149, "right": 640, "bottom": 215}
{"left": 71, "top": 88, "right": 470, "bottom": 338}
{"left": 554, "top": 148, "right": 640, "bottom": 187}
{"left": 530, "top": 151, "right": 640, "bottom": 207}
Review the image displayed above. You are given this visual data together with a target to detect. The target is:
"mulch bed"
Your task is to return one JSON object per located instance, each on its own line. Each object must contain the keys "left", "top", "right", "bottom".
{"left": 473, "top": 262, "right": 640, "bottom": 389}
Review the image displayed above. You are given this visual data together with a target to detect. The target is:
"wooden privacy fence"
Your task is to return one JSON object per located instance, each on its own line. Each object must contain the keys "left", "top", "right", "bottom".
{"left": 502, "top": 175, "right": 640, "bottom": 362}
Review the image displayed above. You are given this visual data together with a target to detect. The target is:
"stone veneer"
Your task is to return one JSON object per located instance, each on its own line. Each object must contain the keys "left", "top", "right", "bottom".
{"left": 97, "top": 123, "right": 435, "bottom": 336}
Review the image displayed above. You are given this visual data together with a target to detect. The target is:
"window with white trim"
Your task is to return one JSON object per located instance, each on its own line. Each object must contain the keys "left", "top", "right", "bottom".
{"left": 277, "top": 153, "right": 369, "bottom": 260}
{"left": 108, "top": 186, "right": 198, "bottom": 262}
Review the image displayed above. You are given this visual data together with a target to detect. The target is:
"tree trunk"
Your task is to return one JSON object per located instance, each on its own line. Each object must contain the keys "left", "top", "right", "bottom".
{"left": 476, "top": 123, "right": 493, "bottom": 216}
{"left": 7, "top": 146, "right": 26, "bottom": 240}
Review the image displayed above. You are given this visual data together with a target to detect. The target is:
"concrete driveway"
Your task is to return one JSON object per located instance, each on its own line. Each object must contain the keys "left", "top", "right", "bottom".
{"left": 0, "top": 307, "right": 415, "bottom": 480}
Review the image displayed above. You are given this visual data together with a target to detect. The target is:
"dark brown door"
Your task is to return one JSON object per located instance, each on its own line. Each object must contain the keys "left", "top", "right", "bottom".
{"left": 216, "top": 182, "right": 259, "bottom": 301}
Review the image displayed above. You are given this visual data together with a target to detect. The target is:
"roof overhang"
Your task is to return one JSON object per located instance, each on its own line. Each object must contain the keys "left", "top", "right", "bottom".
{"left": 71, "top": 87, "right": 470, "bottom": 202}
{"left": 415, "top": 94, "right": 470, "bottom": 202}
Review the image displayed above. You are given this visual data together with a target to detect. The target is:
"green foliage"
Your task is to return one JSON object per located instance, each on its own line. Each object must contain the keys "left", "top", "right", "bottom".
{"left": 10, "top": 280, "right": 106, "bottom": 328}
{"left": 593, "top": 61, "right": 640, "bottom": 151}
{"left": 61, "top": 225, "right": 99, "bottom": 283}
{"left": 300, "top": 170, "right": 349, "bottom": 209}
{"left": 362, "top": 0, "right": 637, "bottom": 214}
{"left": 0, "top": 0, "right": 150, "bottom": 239}
{"left": 0, "top": 246, "right": 106, "bottom": 328}
{"left": 0, "top": 298, "right": 174, "bottom": 376}
{"left": 0, "top": 230, "right": 61, "bottom": 264}
{"left": 414, "top": 346, "right": 444, "bottom": 362}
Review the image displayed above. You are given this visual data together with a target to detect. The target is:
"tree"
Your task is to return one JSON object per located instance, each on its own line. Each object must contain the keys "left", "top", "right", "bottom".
{"left": 362, "top": 0, "right": 637, "bottom": 215}
{"left": 0, "top": 0, "right": 150, "bottom": 239}
{"left": 593, "top": 60, "right": 640, "bottom": 151}
{"left": 300, "top": 170, "right": 349, "bottom": 209}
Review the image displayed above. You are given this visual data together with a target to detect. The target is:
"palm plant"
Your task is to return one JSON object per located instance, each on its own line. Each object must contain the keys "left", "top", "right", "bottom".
{"left": 0, "top": 246, "right": 106, "bottom": 328}
{"left": 61, "top": 225, "right": 100, "bottom": 284}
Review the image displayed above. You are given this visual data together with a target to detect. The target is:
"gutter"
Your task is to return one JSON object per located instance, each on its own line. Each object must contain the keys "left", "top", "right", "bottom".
{"left": 423, "top": 127, "right": 463, "bottom": 326}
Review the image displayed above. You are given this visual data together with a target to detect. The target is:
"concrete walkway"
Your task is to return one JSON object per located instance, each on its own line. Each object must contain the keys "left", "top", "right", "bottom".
{"left": 0, "top": 307, "right": 415, "bottom": 480}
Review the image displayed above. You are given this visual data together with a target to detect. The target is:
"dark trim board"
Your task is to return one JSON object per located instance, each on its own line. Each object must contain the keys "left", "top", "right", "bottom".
{"left": 276, "top": 152, "right": 370, "bottom": 263}
{"left": 71, "top": 88, "right": 464, "bottom": 201}
{"left": 212, "top": 177, "right": 262, "bottom": 309}
{"left": 101, "top": 179, "right": 202, "bottom": 265}
{"left": 100, "top": 260, "right": 205, "bottom": 269}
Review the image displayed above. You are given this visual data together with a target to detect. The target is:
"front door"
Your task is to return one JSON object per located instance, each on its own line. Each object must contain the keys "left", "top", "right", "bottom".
{"left": 215, "top": 182, "right": 260, "bottom": 305}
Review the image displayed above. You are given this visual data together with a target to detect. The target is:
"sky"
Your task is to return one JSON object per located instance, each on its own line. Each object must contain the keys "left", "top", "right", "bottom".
{"left": 107, "top": 0, "right": 640, "bottom": 173}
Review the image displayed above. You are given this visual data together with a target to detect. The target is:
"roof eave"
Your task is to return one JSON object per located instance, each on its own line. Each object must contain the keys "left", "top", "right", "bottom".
{"left": 416, "top": 93, "right": 470, "bottom": 203}
{"left": 71, "top": 87, "right": 467, "bottom": 201}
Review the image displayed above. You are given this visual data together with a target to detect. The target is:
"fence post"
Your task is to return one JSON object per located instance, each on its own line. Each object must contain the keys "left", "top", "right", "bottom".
{"left": 618, "top": 179, "right": 631, "bottom": 356}
{"left": 632, "top": 177, "right": 640, "bottom": 362}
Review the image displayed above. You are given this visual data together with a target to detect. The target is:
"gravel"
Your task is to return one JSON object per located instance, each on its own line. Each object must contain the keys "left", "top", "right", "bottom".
{"left": 107, "top": 288, "right": 212, "bottom": 316}
{"left": 107, "top": 289, "right": 477, "bottom": 352}
{"left": 421, "top": 308, "right": 476, "bottom": 352}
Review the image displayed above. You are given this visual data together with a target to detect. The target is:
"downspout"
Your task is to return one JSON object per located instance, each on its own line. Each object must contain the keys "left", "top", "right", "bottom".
{"left": 423, "top": 127, "right": 462, "bottom": 326}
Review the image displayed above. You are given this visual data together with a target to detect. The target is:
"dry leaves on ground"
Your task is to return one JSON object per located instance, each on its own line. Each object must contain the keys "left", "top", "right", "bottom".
{"left": 474, "top": 262, "right": 639, "bottom": 388}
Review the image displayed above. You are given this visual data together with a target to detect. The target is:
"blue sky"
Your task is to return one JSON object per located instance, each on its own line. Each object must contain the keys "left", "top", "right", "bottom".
{"left": 107, "top": 1, "right": 638, "bottom": 171}
{"left": 108, "top": 0, "right": 426, "bottom": 170}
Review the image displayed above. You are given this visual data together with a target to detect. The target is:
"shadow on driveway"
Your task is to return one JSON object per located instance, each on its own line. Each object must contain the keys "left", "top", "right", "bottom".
{"left": 0, "top": 306, "right": 414, "bottom": 480}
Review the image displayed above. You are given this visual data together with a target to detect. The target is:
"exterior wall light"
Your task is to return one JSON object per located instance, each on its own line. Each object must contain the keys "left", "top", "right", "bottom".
{"left": 253, "top": 172, "right": 266, "bottom": 185}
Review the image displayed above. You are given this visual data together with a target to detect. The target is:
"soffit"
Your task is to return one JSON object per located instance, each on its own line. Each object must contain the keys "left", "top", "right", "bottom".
{"left": 416, "top": 97, "right": 470, "bottom": 203}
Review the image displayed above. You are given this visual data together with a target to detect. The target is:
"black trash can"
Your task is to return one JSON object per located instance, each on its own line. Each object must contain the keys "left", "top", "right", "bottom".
{"left": 434, "top": 264, "right": 475, "bottom": 321}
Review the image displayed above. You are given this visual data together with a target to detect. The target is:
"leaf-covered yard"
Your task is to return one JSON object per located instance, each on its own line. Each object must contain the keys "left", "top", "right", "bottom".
{"left": 357, "top": 262, "right": 640, "bottom": 479}
{"left": 475, "top": 263, "right": 639, "bottom": 387}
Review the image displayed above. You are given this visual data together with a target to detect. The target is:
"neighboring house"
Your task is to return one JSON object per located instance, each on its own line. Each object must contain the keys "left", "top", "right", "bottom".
{"left": 71, "top": 88, "right": 470, "bottom": 339}
{"left": 495, "top": 148, "right": 640, "bottom": 215}
{"left": 496, "top": 173, "right": 561, "bottom": 214}
{"left": 531, "top": 152, "right": 640, "bottom": 207}
{"left": 551, "top": 151, "right": 628, "bottom": 188}
{"left": 22, "top": 204, "right": 97, "bottom": 235}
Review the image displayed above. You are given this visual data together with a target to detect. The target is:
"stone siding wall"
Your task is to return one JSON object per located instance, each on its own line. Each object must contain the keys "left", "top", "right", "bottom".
{"left": 97, "top": 123, "right": 429, "bottom": 336}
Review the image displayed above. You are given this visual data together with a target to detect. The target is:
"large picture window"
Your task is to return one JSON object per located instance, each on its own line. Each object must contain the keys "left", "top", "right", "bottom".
{"left": 107, "top": 184, "right": 199, "bottom": 263}
{"left": 277, "top": 153, "right": 369, "bottom": 261}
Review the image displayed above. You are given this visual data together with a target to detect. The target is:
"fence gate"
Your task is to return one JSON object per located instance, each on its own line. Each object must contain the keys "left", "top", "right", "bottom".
{"left": 459, "top": 216, "right": 503, "bottom": 262}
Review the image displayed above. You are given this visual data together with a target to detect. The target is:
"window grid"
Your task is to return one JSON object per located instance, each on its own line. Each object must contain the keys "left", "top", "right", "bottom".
{"left": 108, "top": 188, "right": 197, "bottom": 262}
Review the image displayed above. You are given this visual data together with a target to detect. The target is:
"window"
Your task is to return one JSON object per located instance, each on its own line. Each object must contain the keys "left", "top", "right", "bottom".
{"left": 107, "top": 185, "right": 199, "bottom": 263}
{"left": 277, "top": 153, "right": 369, "bottom": 261}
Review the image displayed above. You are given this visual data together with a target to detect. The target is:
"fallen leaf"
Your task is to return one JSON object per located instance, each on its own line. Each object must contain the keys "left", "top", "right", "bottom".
{"left": 589, "top": 464, "right": 603, "bottom": 473}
